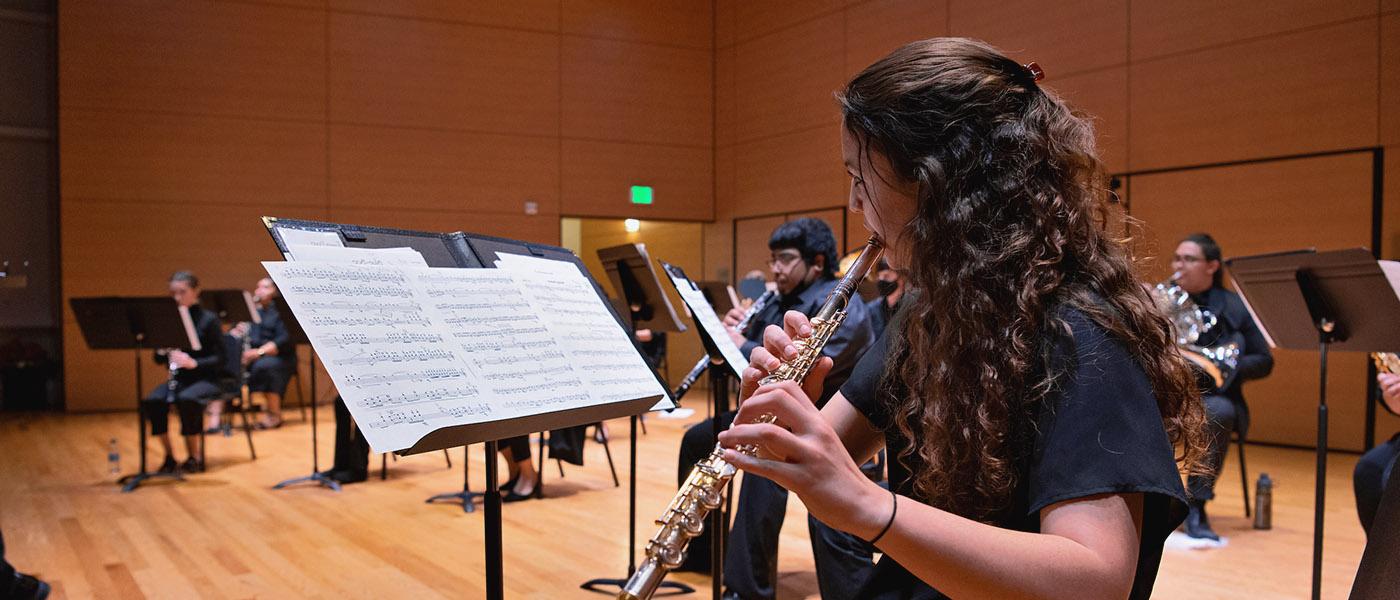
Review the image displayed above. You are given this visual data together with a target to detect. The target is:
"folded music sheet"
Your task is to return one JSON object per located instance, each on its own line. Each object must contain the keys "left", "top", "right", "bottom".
{"left": 264, "top": 252, "right": 665, "bottom": 452}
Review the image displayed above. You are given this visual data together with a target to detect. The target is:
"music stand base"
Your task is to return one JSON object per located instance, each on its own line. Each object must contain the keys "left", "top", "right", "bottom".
{"left": 273, "top": 472, "right": 342, "bottom": 492}
{"left": 580, "top": 578, "right": 694, "bottom": 597}
{"left": 425, "top": 490, "right": 483, "bottom": 513}
{"left": 118, "top": 471, "right": 184, "bottom": 493}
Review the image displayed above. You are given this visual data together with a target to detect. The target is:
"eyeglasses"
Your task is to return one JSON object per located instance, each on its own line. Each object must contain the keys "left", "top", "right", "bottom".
{"left": 1172, "top": 254, "right": 1205, "bottom": 264}
{"left": 767, "top": 252, "right": 803, "bottom": 268}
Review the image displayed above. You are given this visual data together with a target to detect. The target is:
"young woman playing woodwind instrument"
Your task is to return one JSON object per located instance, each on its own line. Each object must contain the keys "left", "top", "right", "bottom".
{"left": 717, "top": 38, "right": 1210, "bottom": 600}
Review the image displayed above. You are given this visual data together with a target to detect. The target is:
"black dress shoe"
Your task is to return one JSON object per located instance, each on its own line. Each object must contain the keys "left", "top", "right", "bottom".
{"left": 180, "top": 457, "right": 203, "bottom": 473}
{"left": 502, "top": 489, "right": 535, "bottom": 503}
{"left": 157, "top": 456, "right": 178, "bottom": 474}
{"left": 1184, "top": 500, "right": 1220, "bottom": 541}
{"left": 323, "top": 468, "right": 366, "bottom": 484}
{"left": 9, "top": 572, "right": 51, "bottom": 600}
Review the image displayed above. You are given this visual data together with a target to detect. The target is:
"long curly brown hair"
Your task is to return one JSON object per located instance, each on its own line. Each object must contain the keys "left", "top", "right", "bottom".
{"left": 839, "top": 38, "right": 1209, "bottom": 520}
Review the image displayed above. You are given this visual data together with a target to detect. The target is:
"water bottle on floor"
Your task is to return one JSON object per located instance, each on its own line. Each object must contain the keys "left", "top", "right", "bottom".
{"left": 108, "top": 438, "right": 121, "bottom": 476}
{"left": 1253, "top": 472, "right": 1272, "bottom": 530}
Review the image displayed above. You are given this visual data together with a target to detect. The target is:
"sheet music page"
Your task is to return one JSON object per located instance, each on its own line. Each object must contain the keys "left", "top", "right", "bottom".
{"left": 241, "top": 291, "right": 262, "bottom": 324}
{"left": 264, "top": 261, "right": 495, "bottom": 451}
{"left": 411, "top": 267, "right": 592, "bottom": 419}
{"left": 1379, "top": 261, "right": 1400, "bottom": 302}
{"left": 666, "top": 271, "right": 748, "bottom": 377}
{"left": 278, "top": 228, "right": 343, "bottom": 249}
{"left": 286, "top": 245, "right": 428, "bottom": 266}
{"left": 495, "top": 253, "right": 669, "bottom": 408}
{"left": 178, "top": 305, "right": 202, "bottom": 351}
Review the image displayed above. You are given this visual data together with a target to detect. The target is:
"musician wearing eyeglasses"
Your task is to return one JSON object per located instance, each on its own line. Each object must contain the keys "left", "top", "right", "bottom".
{"left": 674, "top": 218, "right": 876, "bottom": 600}
{"left": 1169, "top": 233, "right": 1274, "bottom": 542}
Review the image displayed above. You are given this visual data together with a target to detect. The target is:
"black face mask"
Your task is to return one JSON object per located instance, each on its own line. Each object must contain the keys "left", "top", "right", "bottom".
{"left": 876, "top": 279, "right": 899, "bottom": 298}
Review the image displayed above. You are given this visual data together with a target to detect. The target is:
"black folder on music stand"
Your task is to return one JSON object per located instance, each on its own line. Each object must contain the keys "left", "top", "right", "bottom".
{"left": 1226, "top": 248, "right": 1400, "bottom": 600}
{"left": 598, "top": 243, "right": 686, "bottom": 334}
{"left": 70, "top": 296, "right": 200, "bottom": 492}
{"left": 200, "top": 289, "right": 260, "bottom": 325}
{"left": 580, "top": 248, "right": 694, "bottom": 597}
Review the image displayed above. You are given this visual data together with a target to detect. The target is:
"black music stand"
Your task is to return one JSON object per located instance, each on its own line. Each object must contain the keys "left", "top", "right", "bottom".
{"left": 1226, "top": 248, "right": 1400, "bottom": 600}
{"left": 71, "top": 296, "right": 199, "bottom": 492}
{"left": 661, "top": 261, "right": 751, "bottom": 600}
{"left": 263, "top": 217, "right": 670, "bottom": 600}
{"left": 199, "top": 289, "right": 260, "bottom": 325}
{"left": 698, "top": 281, "right": 737, "bottom": 316}
{"left": 272, "top": 295, "right": 338, "bottom": 492}
{"left": 581, "top": 249, "right": 692, "bottom": 597}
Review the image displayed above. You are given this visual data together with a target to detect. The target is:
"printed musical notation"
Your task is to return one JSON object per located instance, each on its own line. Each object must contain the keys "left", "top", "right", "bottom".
{"left": 263, "top": 254, "right": 667, "bottom": 453}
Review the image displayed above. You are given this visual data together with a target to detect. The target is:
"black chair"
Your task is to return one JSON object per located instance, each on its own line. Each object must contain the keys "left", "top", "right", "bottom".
{"left": 201, "top": 333, "right": 258, "bottom": 464}
{"left": 541, "top": 423, "right": 619, "bottom": 488}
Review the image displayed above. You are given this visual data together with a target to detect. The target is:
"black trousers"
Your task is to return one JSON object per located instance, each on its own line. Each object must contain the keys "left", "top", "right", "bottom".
{"left": 1355, "top": 432, "right": 1400, "bottom": 536}
{"left": 248, "top": 355, "right": 294, "bottom": 395}
{"left": 332, "top": 395, "right": 370, "bottom": 477}
{"left": 499, "top": 435, "right": 531, "bottom": 461}
{"left": 678, "top": 414, "right": 877, "bottom": 600}
{"left": 143, "top": 379, "right": 220, "bottom": 436}
{"left": 1188, "top": 394, "right": 1239, "bottom": 501}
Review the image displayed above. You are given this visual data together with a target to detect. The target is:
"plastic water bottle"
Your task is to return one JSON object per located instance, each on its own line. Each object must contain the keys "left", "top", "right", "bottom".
{"left": 107, "top": 438, "right": 121, "bottom": 476}
{"left": 1253, "top": 472, "right": 1272, "bottom": 530}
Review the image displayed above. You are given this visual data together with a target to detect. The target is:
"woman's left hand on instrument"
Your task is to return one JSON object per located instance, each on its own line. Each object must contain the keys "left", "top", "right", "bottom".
{"left": 169, "top": 351, "right": 197, "bottom": 370}
{"left": 718, "top": 380, "right": 885, "bottom": 537}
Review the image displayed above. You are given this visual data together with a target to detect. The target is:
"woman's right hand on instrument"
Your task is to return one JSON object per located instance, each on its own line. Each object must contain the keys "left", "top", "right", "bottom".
{"left": 740, "top": 309, "right": 830, "bottom": 404}
{"left": 1379, "top": 372, "right": 1400, "bottom": 414}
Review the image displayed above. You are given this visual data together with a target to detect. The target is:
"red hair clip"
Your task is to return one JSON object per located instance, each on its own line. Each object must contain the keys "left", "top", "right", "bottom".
{"left": 1023, "top": 62, "right": 1045, "bottom": 82}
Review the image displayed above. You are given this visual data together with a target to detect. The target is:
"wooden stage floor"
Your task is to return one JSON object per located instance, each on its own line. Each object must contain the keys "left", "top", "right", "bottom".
{"left": 0, "top": 406, "right": 1374, "bottom": 599}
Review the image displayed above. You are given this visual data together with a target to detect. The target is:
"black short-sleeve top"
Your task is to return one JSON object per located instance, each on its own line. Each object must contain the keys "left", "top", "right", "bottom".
{"left": 839, "top": 306, "right": 1188, "bottom": 600}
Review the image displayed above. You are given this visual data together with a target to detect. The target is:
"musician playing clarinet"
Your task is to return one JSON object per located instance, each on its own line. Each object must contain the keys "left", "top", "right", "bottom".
{"left": 143, "top": 271, "right": 225, "bottom": 474}
{"left": 716, "top": 38, "right": 1213, "bottom": 599}
{"left": 676, "top": 217, "right": 876, "bottom": 600}
{"left": 230, "top": 277, "right": 298, "bottom": 430}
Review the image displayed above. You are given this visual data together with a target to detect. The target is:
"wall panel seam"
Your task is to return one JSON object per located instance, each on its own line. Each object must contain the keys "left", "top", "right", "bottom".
{"left": 1129, "top": 14, "right": 1379, "bottom": 66}
{"left": 325, "top": 6, "right": 559, "bottom": 35}
{"left": 560, "top": 31, "right": 712, "bottom": 52}
{"left": 730, "top": 5, "right": 847, "bottom": 48}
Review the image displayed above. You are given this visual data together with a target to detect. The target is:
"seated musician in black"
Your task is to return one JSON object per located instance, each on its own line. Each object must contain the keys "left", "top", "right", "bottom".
{"left": 238, "top": 277, "right": 298, "bottom": 429}
{"left": 675, "top": 217, "right": 876, "bottom": 600}
{"left": 1356, "top": 369, "right": 1400, "bottom": 536}
{"left": 865, "top": 257, "right": 907, "bottom": 340}
{"left": 1171, "top": 233, "right": 1274, "bottom": 541}
{"left": 144, "top": 271, "right": 225, "bottom": 473}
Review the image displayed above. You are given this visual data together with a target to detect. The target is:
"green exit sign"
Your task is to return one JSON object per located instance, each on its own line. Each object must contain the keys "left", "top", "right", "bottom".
{"left": 630, "top": 185, "right": 653, "bottom": 205}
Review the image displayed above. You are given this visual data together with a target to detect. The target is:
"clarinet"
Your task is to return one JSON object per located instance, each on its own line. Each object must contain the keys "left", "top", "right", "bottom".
{"left": 620, "top": 239, "right": 883, "bottom": 600}
{"left": 671, "top": 289, "right": 778, "bottom": 401}
{"left": 165, "top": 350, "right": 180, "bottom": 404}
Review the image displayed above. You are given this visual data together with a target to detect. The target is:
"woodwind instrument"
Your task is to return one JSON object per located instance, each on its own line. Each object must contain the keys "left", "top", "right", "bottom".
{"left": 672, "top": 289, "right": 778, "bottom": 401}
{"left": 620, "top": 238, "right": 883, "bottom": 600}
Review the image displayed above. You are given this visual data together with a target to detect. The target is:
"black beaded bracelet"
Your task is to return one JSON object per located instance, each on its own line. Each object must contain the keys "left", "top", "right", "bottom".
{"left": 868, "top": 489, "right": 898, "bottom": 545}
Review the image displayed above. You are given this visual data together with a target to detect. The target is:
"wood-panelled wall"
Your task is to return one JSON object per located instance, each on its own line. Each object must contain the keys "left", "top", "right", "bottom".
{"left": 59, "top": 0, "right": 715, "bottom": 411}
{"left": 710, "top": 0, "right": 1400, "bottom": 450}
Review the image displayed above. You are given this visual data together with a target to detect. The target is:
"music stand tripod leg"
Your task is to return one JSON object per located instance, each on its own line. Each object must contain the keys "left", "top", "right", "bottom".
{"left": 273, "top": 352, "right": 339, "bottom": 492}
{"left": 426, "top": 446, "right": 482, "bottom": 513}
{"left": 120, "top": 346, "right": 184, "bottom": 492}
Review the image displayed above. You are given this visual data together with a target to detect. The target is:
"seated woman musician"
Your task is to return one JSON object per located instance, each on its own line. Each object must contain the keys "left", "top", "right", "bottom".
{"left": 1356, "top": 361, "right": 1400, "bottom": 536}
{"left": 145, "top": 271, "right": 226, "bottom": 474}
{"left": 717, "top": 38, "right": 1210, "bottom": 599}
{"left": 238, "top": 277, "right": 298, "bottom": 430}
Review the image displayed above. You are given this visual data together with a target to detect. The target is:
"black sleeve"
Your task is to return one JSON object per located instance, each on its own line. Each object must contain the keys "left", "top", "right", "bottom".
{"left": 270, "top": 313, "right": 294, "bottom": 355}
{"left": 839, "top": 328, "right": 892, "bottom": 429}
{"left": 1027, "top": 311, "right": 1188, "bottom": 515}
{"left": 193, "top": 316, "right": 226, "bottom": 373}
